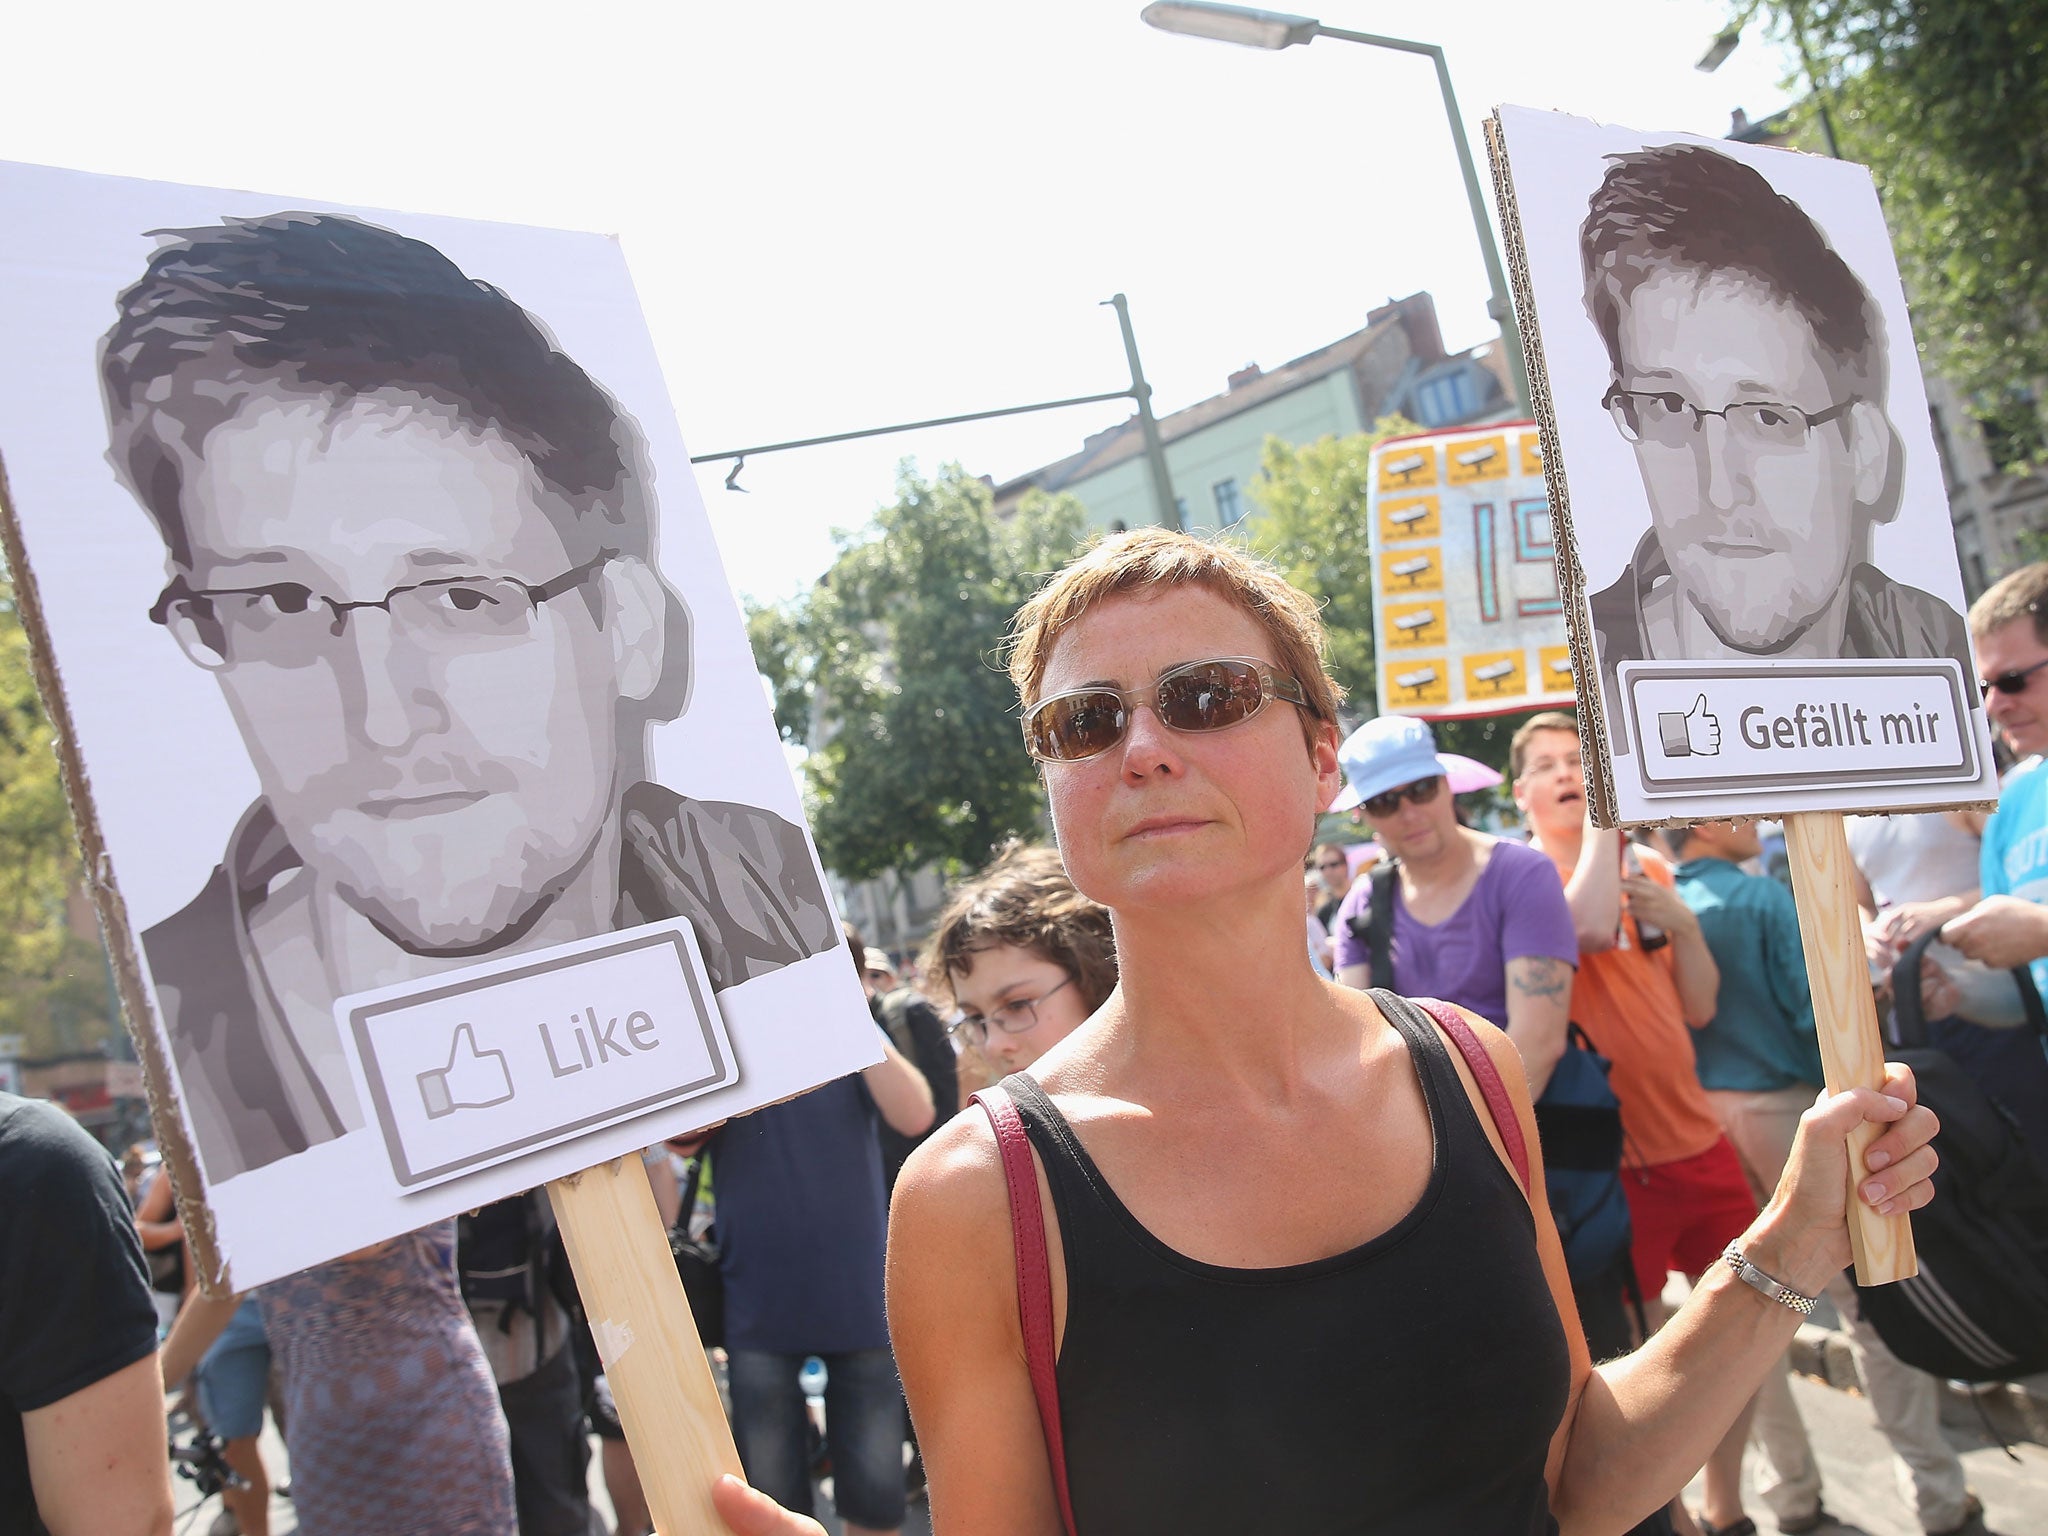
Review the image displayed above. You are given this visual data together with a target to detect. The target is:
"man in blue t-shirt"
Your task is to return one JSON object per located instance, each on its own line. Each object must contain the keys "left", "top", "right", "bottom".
{"left": 1946, "top": 565, "right": 2048, "bottom": 984}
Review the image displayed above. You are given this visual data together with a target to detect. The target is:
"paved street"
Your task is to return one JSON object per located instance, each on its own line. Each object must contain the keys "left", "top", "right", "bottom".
{"left": 181, "top": 1371, "right": 2039, "bottom": 1536}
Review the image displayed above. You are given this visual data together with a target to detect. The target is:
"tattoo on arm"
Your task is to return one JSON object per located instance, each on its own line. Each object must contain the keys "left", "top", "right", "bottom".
{"left": 1507, "top": 956, "right": 1571, "bottom": 1001}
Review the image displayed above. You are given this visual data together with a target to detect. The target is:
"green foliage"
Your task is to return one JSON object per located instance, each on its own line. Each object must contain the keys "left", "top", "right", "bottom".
{"left": 745, "top": 465, "right": 1088, "bottom": 882}
{"left": 1744, "top": 0, "right": 2048, "bottom": 467}
{"left": 1242, "top": 417, "right": 1420, "bottom": 713}
{"left": 0, "top": 575, "right": 111, "bottom": 1057}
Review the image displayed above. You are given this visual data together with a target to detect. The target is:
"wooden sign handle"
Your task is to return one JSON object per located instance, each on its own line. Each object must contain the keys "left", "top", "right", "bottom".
{"left": 1782, "top": 811, "right": 1917, "bottom": 1285}
{"left": 550, "top": 1155, "right": 741, "bottom": 1534}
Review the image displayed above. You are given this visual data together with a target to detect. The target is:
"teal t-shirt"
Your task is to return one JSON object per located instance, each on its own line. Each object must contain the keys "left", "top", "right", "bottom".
{"left": 1980, "top": 754, "right": 2048, "bottom": 1001}
{"left": 1673, "top": 857, "right": 1826, "bottom": 1093}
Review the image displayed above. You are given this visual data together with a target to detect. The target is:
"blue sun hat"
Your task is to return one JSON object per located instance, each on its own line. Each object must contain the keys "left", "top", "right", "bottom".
{"left": 1329, "top": 715, "right": 1502, "bottom": 811}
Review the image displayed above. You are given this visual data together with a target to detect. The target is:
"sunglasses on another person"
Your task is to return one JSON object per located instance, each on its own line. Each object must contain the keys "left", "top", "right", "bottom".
{"left": 1979, "top": 655, "right": 2048, "bottom": 701}
{"left": 1023, "top": 656, "right": 1311, "bottom": 764}
{"left": 1360, "top": 775, "right": 1445, "bottom": 820}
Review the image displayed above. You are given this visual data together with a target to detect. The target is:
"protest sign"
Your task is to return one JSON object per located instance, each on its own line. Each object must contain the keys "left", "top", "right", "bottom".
{"left": 0, "top": 159, "right": 876, "bottom": 1516}
{"left": 1485, "top": 106, "right": 1997, "bottom": 1283}
{"left": 1370, "top": 422, "right": 1575, "bottom": 718}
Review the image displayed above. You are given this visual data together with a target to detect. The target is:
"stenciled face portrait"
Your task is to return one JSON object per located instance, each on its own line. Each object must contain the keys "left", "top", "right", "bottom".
{"left": 167, "top": 390, "right": 651, "bottom": 956}
{"left": 1608, "top": 265, "right": 1881, "bottom": 655}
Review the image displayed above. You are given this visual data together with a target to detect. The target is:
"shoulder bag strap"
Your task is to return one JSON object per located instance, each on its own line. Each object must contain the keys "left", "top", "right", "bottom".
{"left": 1405, "top": 995, "right": 1531, "bottom": 1194}
{"left": 1368, "top": 859, "right": 1399, "bottom": 991}
{"left": 972, "top": 1085, "right": 1079, "bottom": 1536}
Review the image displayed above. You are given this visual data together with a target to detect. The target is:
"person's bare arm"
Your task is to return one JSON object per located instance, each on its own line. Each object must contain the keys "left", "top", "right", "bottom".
{"left": 1337, "top": 962, "right": 1372, "bottom": 990}
{"left": 888, "top": 1117, "right": 1066, "bottom": 1536}
{"left": 1931, "top": 894, "right": 2048, "bottom": 970}
{"left": 132, "top": 1171, "right": 181, "bottom": 1254}
{"left": 22, "top": 1353, "right": 174, "bottom": 1536}
{"left": 1502, "top": 955, "right": 1572, "bottom": 1099}
{"left": 1620, "top": 876, "right": 1720, "bottom": 1027}
{"left": 646, "top": 1149, "right": 683, "bottom": 1230}
{"left": 862, "top": 1036, "right": 937, "bottom": 1139}
{"left": 1560, "top": 822, "right": 1623, "bottom": 954}
{"left": 1549, "top": 1072, "right": 1938, "bottom": 1532}
{"left": 158, "top": 1289, "right": 238, "bottom": 1391}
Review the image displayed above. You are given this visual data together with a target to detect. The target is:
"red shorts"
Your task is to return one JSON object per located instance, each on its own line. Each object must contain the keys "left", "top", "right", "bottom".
{"left": 1622, "top": 1135, "right": 1758, "bottom": 1299}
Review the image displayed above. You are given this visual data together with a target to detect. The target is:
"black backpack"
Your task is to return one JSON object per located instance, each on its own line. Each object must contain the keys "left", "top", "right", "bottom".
{"left": 1854, "top": 929, "right": 2048, "bottom": 1381}
{"left": 457, "top": 1191, "right": 575, "bottom": 1345}
{"left": 1356, "top": 860, "right": 1633, "bottom": 1287}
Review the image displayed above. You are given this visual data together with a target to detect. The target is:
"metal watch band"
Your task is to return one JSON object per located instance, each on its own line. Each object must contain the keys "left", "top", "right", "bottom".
{"left": 1722, "top": 1244, "right": 1818, "bottom": 1315}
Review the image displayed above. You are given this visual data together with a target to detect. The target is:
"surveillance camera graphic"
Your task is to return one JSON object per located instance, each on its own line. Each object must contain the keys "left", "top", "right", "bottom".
{"left": 417, "top": 1023, "right": 516, "bottom": 1119}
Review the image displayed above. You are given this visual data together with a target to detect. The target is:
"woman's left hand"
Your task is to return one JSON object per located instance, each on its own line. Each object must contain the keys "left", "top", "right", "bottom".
{"left": 1752, "top": 1063, "right": 1939, "bottom": 1294}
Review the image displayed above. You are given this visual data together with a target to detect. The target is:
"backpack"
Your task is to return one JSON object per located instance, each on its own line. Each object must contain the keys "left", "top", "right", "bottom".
{"left": 1853, "top": 928, "right": 2048, "bottom": 1381}
{"left": 457, "top": 1191, "right": 572, "bottom": 1345}
{"left": 1357, "top": 860, "right": 1633, "bottom": 1287}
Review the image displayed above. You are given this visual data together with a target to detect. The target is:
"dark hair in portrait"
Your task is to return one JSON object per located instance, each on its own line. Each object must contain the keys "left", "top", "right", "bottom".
{"left": 102, "top": 213, "right": 654, "bottom": 576}
{"left": 1581, "top": 143, "right": 1889, "bottom": 413}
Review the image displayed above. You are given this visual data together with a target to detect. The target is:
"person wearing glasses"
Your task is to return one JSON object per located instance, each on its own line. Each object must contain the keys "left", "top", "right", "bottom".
{"left": 1923, "top": 565, "right": 2048, "bottom": 1033}
{"left": 1329, "top": 714, "right": 1579, "bottom": 1100}
{"left": 922, "top": 841, "right": 1117, "bottom": 1078}
{"left": 714, "top": 527, "right": 1941, "bottom": 1536}
{"left": 1580, "top": 142, "right": 1971, "bottom": 752}
{"left": 100, "top": 212, "right": 836, "bottom": 1185}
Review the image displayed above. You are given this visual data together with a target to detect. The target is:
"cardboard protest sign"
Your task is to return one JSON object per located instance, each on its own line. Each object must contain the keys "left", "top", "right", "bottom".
{"left": 0, "top": 160, "right": 876, "bottom": 1295}
{"left": 1482, "top": 106, "right": 1990, "bottom": 1285}
{"left": 1484, "top": 106, "right": 1997, "bottom": 830}
{"left": 1370, "top": 422, "right": 1575, "bottom": 718}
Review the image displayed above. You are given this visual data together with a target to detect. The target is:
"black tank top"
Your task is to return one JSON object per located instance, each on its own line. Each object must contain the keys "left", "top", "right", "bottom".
{"left": 1007, "top": 996, "right": 1570, "bottom": 1535}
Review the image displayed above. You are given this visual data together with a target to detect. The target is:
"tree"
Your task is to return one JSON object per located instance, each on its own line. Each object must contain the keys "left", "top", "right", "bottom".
{"left": 746, "top": 464, "right": 1088, "bottom": 882}
{"left": 1743, "top": 0, "right": 2048, "bottom": 466}
{"left": 0, "top": 574, "right": 112, "bottom": 1058}
{"left": 1242, "top": 417, "right": 1421, "bottom": 715}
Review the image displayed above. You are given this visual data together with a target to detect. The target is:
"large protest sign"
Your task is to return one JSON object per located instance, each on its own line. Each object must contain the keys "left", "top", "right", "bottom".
{"left": 1484, "top": 107, "right": 1996, "bottom": 829}
{"left": 1370, "top": 422, "right": 1575, "bottom": 718}
{"left": 1485, "top": 106, "right": 1999, "bottom": 1283}
{"left": 0, "top": 161, "right": 878, "bottom": 1306}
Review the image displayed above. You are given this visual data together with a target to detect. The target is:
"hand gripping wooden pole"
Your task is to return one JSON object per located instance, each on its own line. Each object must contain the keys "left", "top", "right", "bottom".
{"left": 1783, "top": 811, "right": 1918, "bottom": 1285}
{"left": 550, "top": 1155, "right": 740, "bottom": 1535}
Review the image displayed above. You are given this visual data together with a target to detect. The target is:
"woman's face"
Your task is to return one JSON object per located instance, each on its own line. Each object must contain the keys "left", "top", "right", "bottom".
{"left": 949, "top": 942, "right": 1091, "bottom": 1072}
{"left": 1036, "top": 586, "right": 1341, "bottom": 915}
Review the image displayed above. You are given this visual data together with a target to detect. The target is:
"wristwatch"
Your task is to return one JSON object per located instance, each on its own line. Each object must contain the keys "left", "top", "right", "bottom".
{"left": 1721, "top": 1244, "right": 1818, "bottom": 1315}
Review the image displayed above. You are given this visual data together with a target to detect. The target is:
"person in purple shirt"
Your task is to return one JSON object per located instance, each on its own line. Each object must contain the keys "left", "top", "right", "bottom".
{"left": 1333, "top": 716, "right": 1578, "bottom": 1097}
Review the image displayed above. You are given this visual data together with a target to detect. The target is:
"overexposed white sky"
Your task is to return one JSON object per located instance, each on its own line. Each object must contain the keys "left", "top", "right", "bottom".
{"left": 2, "top": 0, "right": 1797, "bottom": 605}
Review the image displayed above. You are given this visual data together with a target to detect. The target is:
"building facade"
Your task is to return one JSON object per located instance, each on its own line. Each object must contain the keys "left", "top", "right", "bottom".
{"left": 994, "top": 292, "right": 1518, "bottom": 534}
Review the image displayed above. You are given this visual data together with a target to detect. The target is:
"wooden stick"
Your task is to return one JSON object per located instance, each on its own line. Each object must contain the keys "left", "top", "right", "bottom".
{"left": 1783, "top": 811, "right": 1917, "bottom": 1285}
{"left": 550, "top": 1156, "right": 740, "bottom": 1534}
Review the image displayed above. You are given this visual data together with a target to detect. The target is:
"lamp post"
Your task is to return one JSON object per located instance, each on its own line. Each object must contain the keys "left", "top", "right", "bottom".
{"left": 1139, "top": 1, "right": 1531, "bottom": 416}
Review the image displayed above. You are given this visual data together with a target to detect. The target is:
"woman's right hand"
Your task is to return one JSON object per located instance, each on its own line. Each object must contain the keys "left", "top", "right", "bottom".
{"left": 712, "top": 1474, "right": 829, "bottom": 1536}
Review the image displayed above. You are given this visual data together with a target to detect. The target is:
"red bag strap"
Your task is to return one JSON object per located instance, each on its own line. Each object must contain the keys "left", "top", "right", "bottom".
{"left": 1410, "top": 996, "right": 1530, "bottom": 1194}
{"left": 972, "top": 1084, "right": 1079, "bottom": 1536}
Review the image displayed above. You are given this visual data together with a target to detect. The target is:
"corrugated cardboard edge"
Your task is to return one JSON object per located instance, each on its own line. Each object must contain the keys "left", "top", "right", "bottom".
{"left": 1484, "top": 110, "right": 1621, "bottom": 827}
{"left": 1482, "top": 110, "right": 1995, "bottom": 830}
{"left": 0, "top": 452, "right": 232, "bottom": 1295}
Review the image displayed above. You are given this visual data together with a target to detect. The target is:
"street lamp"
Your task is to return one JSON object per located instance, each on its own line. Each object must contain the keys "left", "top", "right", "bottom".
{"left": 1139, "top": 1, "right": 1532, "bottom": 415}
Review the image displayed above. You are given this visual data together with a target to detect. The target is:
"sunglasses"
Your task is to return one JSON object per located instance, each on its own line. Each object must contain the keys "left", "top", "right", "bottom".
{"left": 1023, "top": 656, "right": 1310, "bottom": 764}
{"left": 1361, "top": 775, "right": 1446, "bottom": 819}
{"left": 1980, "top": 655, "right": 2048, "bottom": 701}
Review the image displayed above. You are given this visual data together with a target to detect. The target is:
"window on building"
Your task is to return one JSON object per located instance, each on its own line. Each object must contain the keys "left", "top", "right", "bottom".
{"left": 1213, "top": 478, "right": 1242, "bottom": 524}
{"left": 1415, "top": 368, "right": 1478, "bottom": 427}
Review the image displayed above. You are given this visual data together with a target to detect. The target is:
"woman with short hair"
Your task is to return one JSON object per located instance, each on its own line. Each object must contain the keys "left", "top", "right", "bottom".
{"left": 719, "top": 529, "right": 1938, "bottom": 1536}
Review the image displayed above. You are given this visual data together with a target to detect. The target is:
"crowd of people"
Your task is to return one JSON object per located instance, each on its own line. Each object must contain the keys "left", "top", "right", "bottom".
{"left": 26, "top": 531, "right": 2048, "bottom": 1536}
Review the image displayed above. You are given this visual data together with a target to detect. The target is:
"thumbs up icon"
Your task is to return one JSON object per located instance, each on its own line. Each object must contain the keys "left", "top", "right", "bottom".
{"left": 418, "top": 1023, "right": 515, "bottom": 1119}
{"left": 1656, "top": 694, "right": 1722, "bottom": 758}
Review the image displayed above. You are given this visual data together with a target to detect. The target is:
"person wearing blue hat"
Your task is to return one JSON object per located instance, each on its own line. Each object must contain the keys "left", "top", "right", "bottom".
{"left": 1330, "top": 715, "right": 1580, "bottom": 1098}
